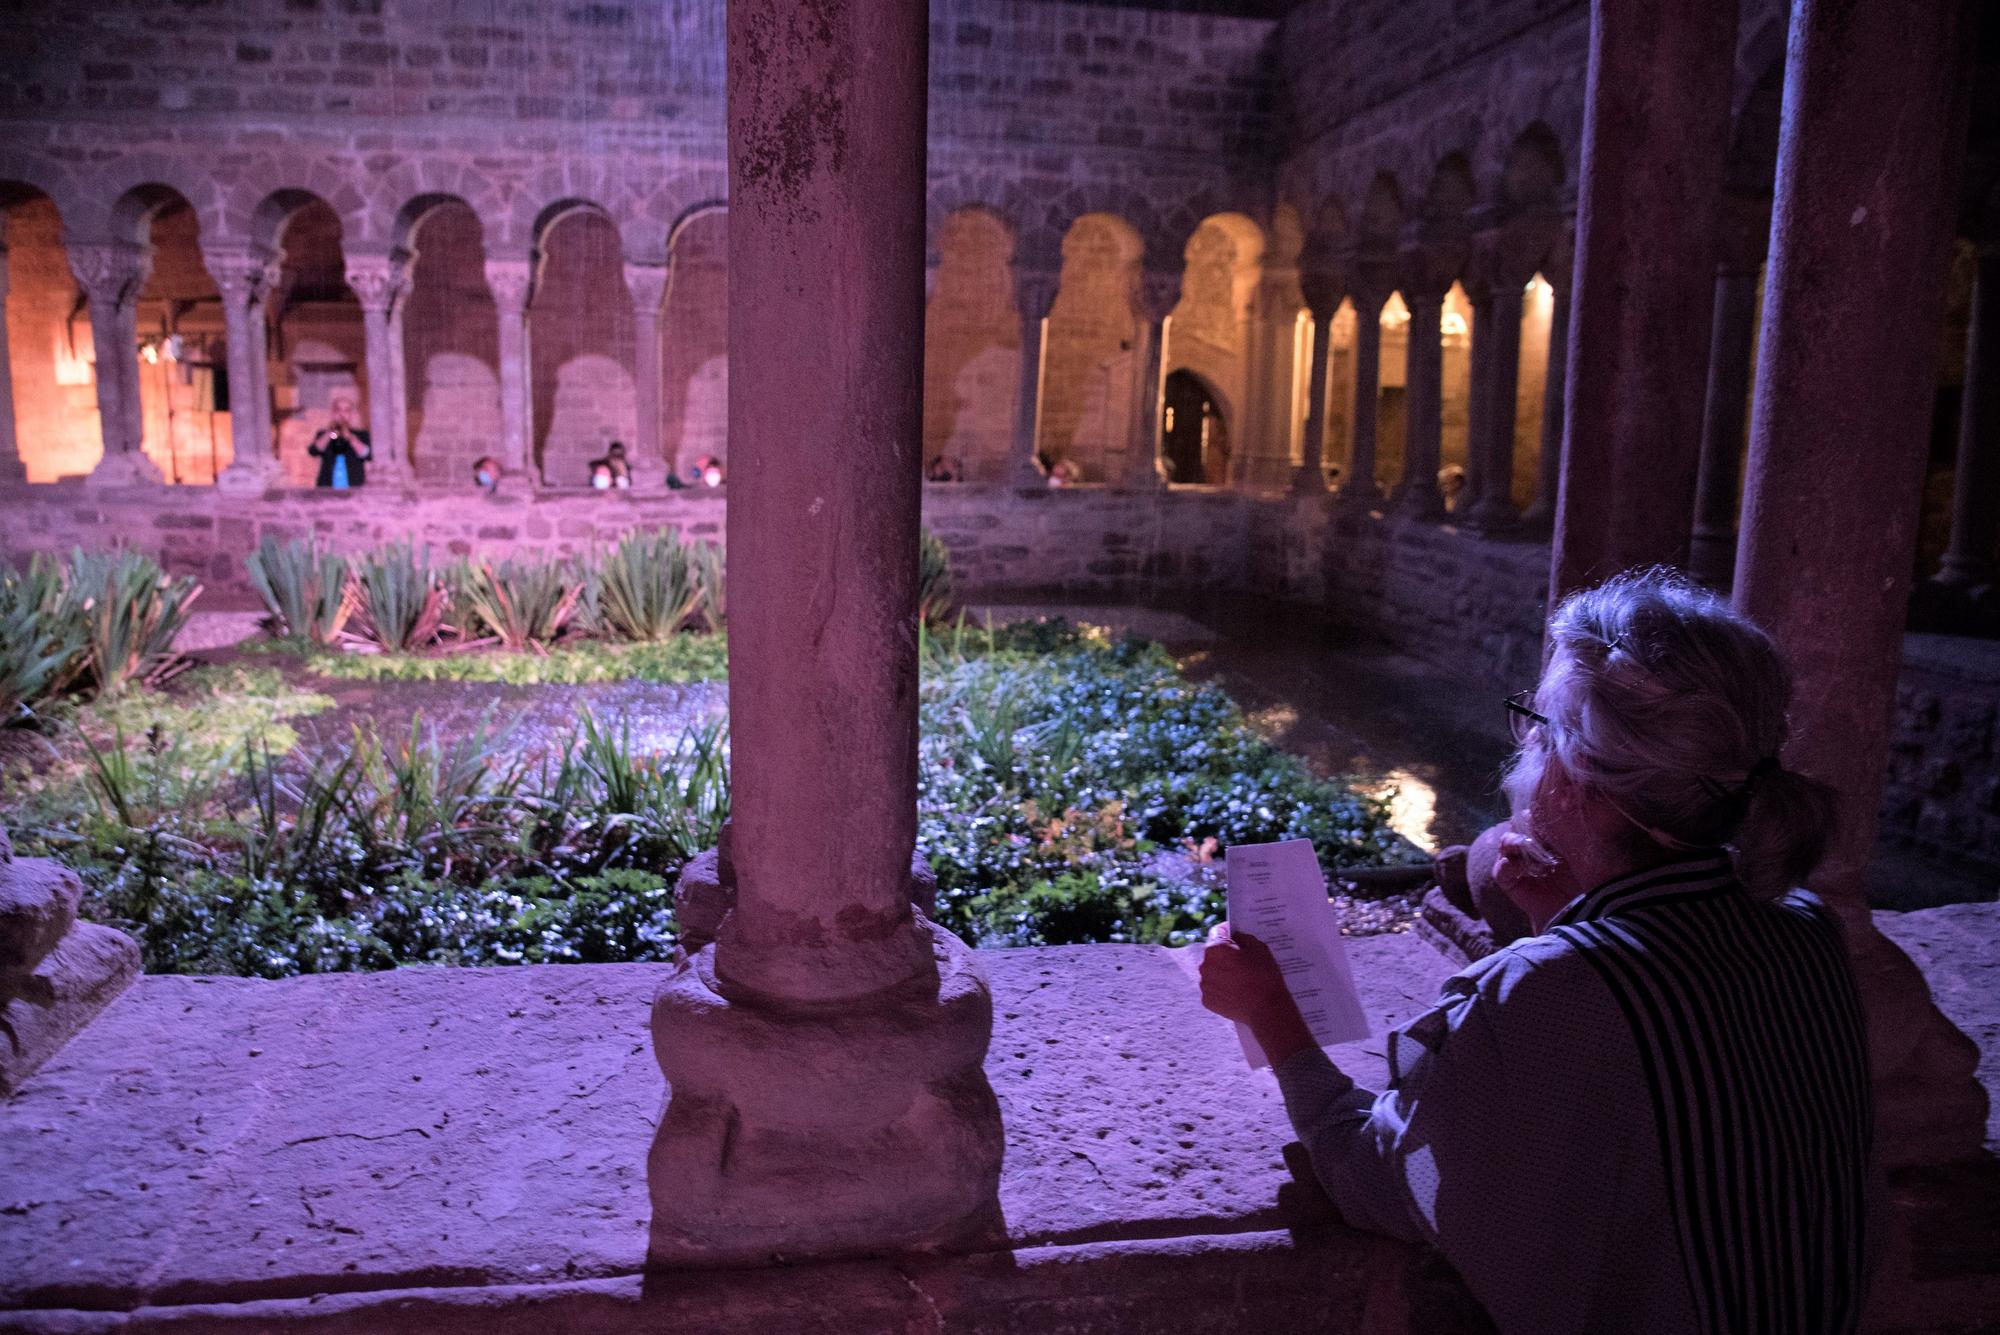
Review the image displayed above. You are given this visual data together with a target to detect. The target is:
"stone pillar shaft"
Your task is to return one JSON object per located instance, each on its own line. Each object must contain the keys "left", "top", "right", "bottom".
{"left": 1341, "top": 291, "right": 1385, "bottom": 506}
{"left": 1291, "top": 307, "right": 1335, "bottom": 494}
{"left": 1010, "top": 277, "right": 1054, "bottom": 485}
{"left": 1125, "top": 311, "right": 1168, "bottom": 488}
{"left": 1938, "top": 250, "right": 2000, "bottom": 586}
{"left": 1733, "top": 0, "right": 1985, "bottom": 1167}
{"left": 345, "top": 257, "right": 408, "bottom": 484}
{"left": 70, "top": 242, "right": 160, "bottom": 486}
{"left": 0, "top": 240, "right": 22, "bottom": 483}
{"left": 484, "top": 260, "right": 534, "bottom": 479}
{"left": 1468, "top": 285, "right": 1525, "bottom": 529}
{"left": 1549, "top": 0, "right": 1738, "bottom": 601}
{"left": 207, "top": 249, "right": 279, "bottom": 488}
{"left": 1689, "top": 263, "right": 1762, "bottom": 588}
{"left": 1521, "top": 276, "right": 1570, "bottom": 530}
{"left": 1396, "top": 285, "right": 1445, "bottom": 518}
{"left": 627, "top": 262, "right": 670, "bottom": 485}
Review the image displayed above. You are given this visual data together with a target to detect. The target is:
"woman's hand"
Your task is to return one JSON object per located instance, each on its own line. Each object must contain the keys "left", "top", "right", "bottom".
{"left": 1199, "top": 924, "right": 1291, "bottom": 1024}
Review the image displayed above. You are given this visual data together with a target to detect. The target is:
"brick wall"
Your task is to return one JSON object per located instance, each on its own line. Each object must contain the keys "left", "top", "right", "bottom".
{"left": 1887, "top": 636, "right": 2000, "bottom": 878}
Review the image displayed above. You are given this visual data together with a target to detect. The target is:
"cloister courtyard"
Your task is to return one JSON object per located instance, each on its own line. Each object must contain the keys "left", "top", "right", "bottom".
{"left": 2, "top": 0, "right": 1999, "bottom": 1331}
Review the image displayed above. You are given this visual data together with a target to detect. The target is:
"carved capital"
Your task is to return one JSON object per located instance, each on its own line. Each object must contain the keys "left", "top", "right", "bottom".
{"left": 68, "top": 243, "right": 151, "bottom": 309}
{"left": 624, "top": 261, "right": 670, "bottom": 316}
{"left": 204, "top": 246, "right": 281, "bottom": 306}
{"left": 484, "top": 259, "right": 534, "bottom": 313}
{"left": 343, "top": 255, "right": 405, "bottom": 314}
{"left": 1470, "top": 212, "right": 1562, "bottom": 299}
{"left": 1138, "top": 269, "right": 1181, "bottom": 323}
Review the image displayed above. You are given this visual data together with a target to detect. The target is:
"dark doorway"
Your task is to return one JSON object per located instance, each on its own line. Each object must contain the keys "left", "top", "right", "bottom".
{"left": 1162, "top": 370, "right": 1229, "bottom": 484}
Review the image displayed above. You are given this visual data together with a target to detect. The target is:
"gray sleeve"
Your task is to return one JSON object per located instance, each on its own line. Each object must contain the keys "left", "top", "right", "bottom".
{"left": 1273, "top": 1045, "right": 1427, "bottom": 1241}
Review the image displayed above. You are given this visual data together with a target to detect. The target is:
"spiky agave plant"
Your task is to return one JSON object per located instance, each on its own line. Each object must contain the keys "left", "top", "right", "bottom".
{"left": 63, "top": 548, "right": 203, "bottom": 696}
{"left": 347, "top": 541, "right": 449, "bottom": 653}
{"left": 595, "top": 529, "right": 705, "bottom": 642}
{"left": 459, "top": 556, "right": 586, "bottom": 652}
{"left": 686, "top": 540, "right": 726, "bottom": 633}
{"left": 918, "top": 529, "right": 955, "bottom": 627}
{"left": 0, "top": 557, "right": 88, "bottom": 722}
{"left": 245, "top": 535, "right": 353, "bottom": 645}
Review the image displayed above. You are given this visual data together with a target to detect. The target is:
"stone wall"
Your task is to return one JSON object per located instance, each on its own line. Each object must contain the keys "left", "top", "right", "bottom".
{"left": 1886, "top": 636, "right": 2000, "bottom": 878}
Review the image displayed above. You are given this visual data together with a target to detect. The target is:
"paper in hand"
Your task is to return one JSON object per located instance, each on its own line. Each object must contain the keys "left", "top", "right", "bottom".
{"left": 1224, "top": 837, "right": 1371, "bottom": 1067}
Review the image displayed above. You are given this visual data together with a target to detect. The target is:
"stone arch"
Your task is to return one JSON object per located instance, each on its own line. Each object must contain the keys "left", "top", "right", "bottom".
{"left": 261, "top": 192, "right": 366, "bottom": 487}
{"left": 399, "top": 197, "right": 499, "bottom": 486}
{"left": 1421, "top": 154, "right": 1478, "bottom": 233}
{"left": 1500, "top": 124, "right": 1566, "bottom": 214}
{"left": 113, "top": 186, "right": 226, "bottom": 484}
{"left": 1039, "top": 212, "right": 1144, "bottom": 481}
{"left": 662, "top": 204, "right": 728, "bottom": 480}
{"left": 1360, "top": 174, "right": 1405, "bottom": 251}
{"left": 1165, "top": 213, "right": 1264, "bottom": 482}
{"left": 2, "top": 181, "right": 101, "bottom": 481}
{"left": 531, "top": 202, "right": 635, "bottom": 485}
{"left": 924, "top": 206, "right": 1019, "bottom": 482}
{"left": 1161, "top": 366, "right": 1232, "bottom": 486}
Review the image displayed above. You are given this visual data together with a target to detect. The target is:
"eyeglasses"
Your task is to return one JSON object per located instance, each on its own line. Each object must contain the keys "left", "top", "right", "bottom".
{"left": 1504, "top": 689, "right": 1550, "bottom": 744}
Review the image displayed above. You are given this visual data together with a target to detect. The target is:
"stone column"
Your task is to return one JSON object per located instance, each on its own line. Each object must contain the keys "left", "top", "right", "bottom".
{"left": 1519, "top": 233, "right": 1573, "bottom": 532}
{"left": 1687, "top": 259, "right": 1763, "bottom": 587}
{"left": 69, "top": 242, "right": 161, "bottom": 487}
{"left": 1125, "top": 272, "right": 1176, "bottom": 489}
{"left": 1339, "top": 282, "right": 1388, "bottom": 509}
{"left": 1466, "top": 277, "right": 1527, "bottom": 532}
{"left": 650, "top": 0, "right": 1002, "bottom": 1265}
{"left": 1394, "top": 262, "right": 1449, "bottom": 519}
{"left": 344, "top": 254, "right": 409, "bottom": 487}
{"left": 1734, "top": 0, "right": 1985, "bottom": 1169}
{"left": 483, "top": 258, "right": 535, "bottom": 485}
{"left": 387, "top": 277, "right": 413, "bottom": 482}
{"left": 0, "top": 237, "right": 23, "bottom": 483}
{"left": 207, "top": 247, "right": 281, "bottom": 491}
{"left": 1936, "top": 245, "right": 2000, "bottom": 588}
{"left": 1290, "top": 288, "right": 1337, "bottom": 495}
{"left": 1549, "top": 0, "right": 1738, "bottom": 601}
{"left": 626, "top": 261, "right": 669, "bottom": 487}
{"left": 1009, "top": 273, "right": 1056, "bottom": 486}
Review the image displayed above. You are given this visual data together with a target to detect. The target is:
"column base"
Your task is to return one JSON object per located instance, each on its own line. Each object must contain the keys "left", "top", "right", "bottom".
{"left": 648, "top": 916, "right": 1005, "bottom": 1267}
{"left": 214, "top": 462, "right": 279, "bottom": 496}
{"left": 84, "top": 453, "right": 164, "bottom": 489}
{"left": 1288, "top": 465, "right": 1330, "bottom": 497}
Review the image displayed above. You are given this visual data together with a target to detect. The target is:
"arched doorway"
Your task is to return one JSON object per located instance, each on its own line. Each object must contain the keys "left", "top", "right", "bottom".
{"left": 1162, "top": 369, "right": 1228, "bottom": 484}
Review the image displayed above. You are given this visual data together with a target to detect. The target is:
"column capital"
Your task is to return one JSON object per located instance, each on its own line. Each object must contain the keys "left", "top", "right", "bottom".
{"left": 1470, "top": 212, "right": 1563, "bottom": 299}
{"left": 343, "top": 253, "right": 406, "bottom": 314}
{"left": 1138, "top": 269, "right": 1180, "bottom": 323}
{"left": 1396, "top": 237, "right": 1463, "bottom": 304}
{"left": 624, "top": 259, "right": 670, "bottom": 315}
{"left": 68, "top": 242, "right": 151, "bottom": 308}
{"left": 484, "top": 258, "right": 535, "bottom": 313}
{"left": 204, "top": 245, "right": 282, "bottom": 303}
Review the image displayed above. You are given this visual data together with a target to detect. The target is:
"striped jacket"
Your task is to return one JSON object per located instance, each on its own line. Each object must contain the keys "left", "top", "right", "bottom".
{"left": 1276, "top": 855, "right": 1873, "bottom": 1334}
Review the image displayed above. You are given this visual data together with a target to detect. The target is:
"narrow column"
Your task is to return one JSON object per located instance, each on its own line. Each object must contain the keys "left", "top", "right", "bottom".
{"left": 650, "top": 0, "right": 1002, "bottom": 1264}
{"left": 1687, "top": 260, "right": 1762, "bottom": 587}
{"left": 625, "top": 261, "right": 669, "bottom": 488}
{"left": 1009, "top": 273, "right": 1056, "bottom": 485}
{"left": 1937, "top": 245, "right": 2000, "bottom": 588}
{"left": 1549, "top": 0, "right": 1738, "bottom": 600}
{"left": 207, "top": 247, "right": 280, "bottom": 490}
{"left": 1339, "top": 284, "right": 1387, "bottom": 508}
{"left": 344, "top": 255, "right": 408, "bottom": 487}
{"left": 1291, "top": 298, "right": 1335, "bottom": 495}
{"left": 1395, "top": 276, "right": 1447, "bottom": 518}
{"left": 1520, "top": 237, "right": 1572, "bottom": 532}
{"left": 69, "top": 242, "right": 160, "bottom": 487}
{"left": 1458, "top": 279, "right": 1497, "bottom": 515}
{"left": 386, "top": 279, "right": 413, "bottom": 482}
{"left": 0, "top": 237, "right": 23, "bottom": 483}
{"left": 1467, "top": 280, "right": 1526, "bottom": 530}
{"left": 1125, "top": 273, "right": 1175, "bottom": 489}
{"left": 1734, "top": 0, "right": 1985, "bottom": 1169}
{"left": 483, "top": 259, "right": 535, "bottom": 484}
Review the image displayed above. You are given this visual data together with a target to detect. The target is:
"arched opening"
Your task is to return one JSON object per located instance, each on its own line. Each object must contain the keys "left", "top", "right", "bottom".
{"left": 399, "top": 198, "right": 498, "bottom": 488}
{"left": 262, "top": 194, "right": 365, "bottom": 488}
{"left": 1439, "top": 279, "right": 1473, "bottom": 508}
{"left": 2, "top": 183, "right": 99, "bottom": 481}
{"left": 1376, "top": 290, "right": 1410, "bottom": 491}
{"left": 531, "top": 205, "right": 634, "bottom": 487}
{"left": 1514, "top": 272, "right": 1556, "bottom": 508}
{"left": 1165, "top": 212, "right": 1264, "bottom": 487}
{"left": 116, "top": 188, "right": 226, "bottom": 484}
{"left": 663, "top": 207, "right": 728, "bottom": 483}
{"left": 1322, "top": 298, "right": 1357, "bottom": 486}
{"left": 1040, "top": 212, "right": 1143, "bottom": 482}
{"left": 923, "top": 207, "right": 1017, "bottom": 482}
{"left": 1162, "top": 368, "right": 1228, "bottom": 485}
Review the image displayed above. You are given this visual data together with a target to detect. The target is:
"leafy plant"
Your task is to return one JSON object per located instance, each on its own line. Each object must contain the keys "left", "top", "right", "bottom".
{"left": 309, "top": 636, "right": 729, "bottom": 685}
{"left": 63, "top": 548, "right": 202, "bottom": 696}
{"left": 0, "top": 560, "right": 87, "bottom": 724}
{"left": 596, "top": 529, "right": 705, "bottom": 642}
{"left": 688, "top": 540, "right": 726, "bottom": 633}
{"left": 245, "top": 536, "right": 353, "bottom": 645}
{"left": 459, "top": 556, "right": 586, "bottom": 652}
{"left": 918, "top": 530, "right": 955, "bottom": 626}
{"left": 347, "top": 541, "right": 449, "bottom": 653}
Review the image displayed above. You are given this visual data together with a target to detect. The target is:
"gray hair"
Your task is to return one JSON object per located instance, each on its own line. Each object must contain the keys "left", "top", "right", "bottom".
{"left": 1504, "top": 568, "right": 1838, "bottom": 899}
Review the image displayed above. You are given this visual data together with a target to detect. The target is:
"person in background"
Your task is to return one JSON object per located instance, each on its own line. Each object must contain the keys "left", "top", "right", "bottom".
{"left": 1201, "top": 568, "right": 1872, "bottom": 1335}
{"left": 589, "top": 461, "right": 615, "bottom": 491}
{"left": 308, "top": 397, "right": 372, "bottom": 489}
{"left": 472, "top": 456, "right": 501, "bottom": 493}
{"left": 605, "top": 442, "right": 633, "bottom": 489}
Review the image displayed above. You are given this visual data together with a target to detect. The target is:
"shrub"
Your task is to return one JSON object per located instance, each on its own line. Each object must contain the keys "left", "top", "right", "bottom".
{"left": 63, "top": 548, "right": 202, "bottom": 696}
{"left": 245, "top": 536, "right": 353, "bottom": 645}
{"left": 918, "top": 530, "right": 954, "bottom": 626}
{"left": 348, "top": 540, "right": 449, "bottom": 653}
{"left": 597, "top": 529, "right": 705, "bottom": 642}
{"left": 458, "top": 556, "right": 587, "bottom": 651}
{"left": 688, "top": 540, "right": 726, "bottom": 633}
{"left": 0, "top": 558, "right": 87, "bottom": 724}
{"left": 307, "top": 636, "right": 729, "bottom": 684}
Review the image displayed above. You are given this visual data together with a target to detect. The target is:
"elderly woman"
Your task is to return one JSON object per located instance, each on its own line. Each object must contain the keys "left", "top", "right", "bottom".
{"left": 1201, "top": 570, "right": 1872, "bottom": 1335}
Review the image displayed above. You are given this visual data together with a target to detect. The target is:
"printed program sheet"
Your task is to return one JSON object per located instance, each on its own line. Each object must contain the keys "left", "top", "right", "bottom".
{"left": 1225, "top": 837, "right": 1371, "bottom": 1067}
